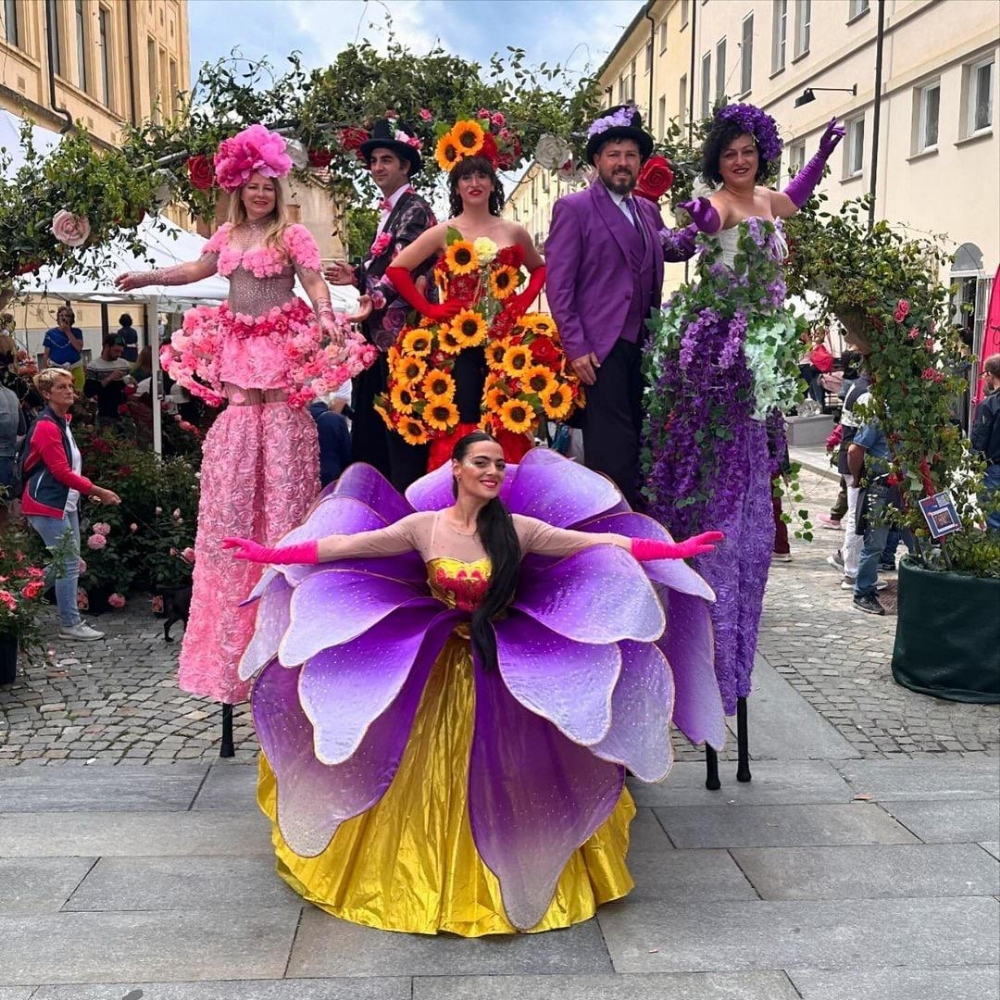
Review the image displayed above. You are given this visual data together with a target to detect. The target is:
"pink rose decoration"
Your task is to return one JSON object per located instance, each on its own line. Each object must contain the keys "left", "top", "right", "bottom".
{"left": 180, "top": 547, "right": 196, "bottom": 563}
{"left": 477, "top": 108, "right": 491, "bottom": 119}
{"left": 130, "top": 523, "right": 138, "bottom": 532}
{"left": 172, "top": 508, "right": 182, "bottom": 519}
{"left": 52, "top": 210, "right": 91, "bottom": 248}
{"left": 86, "top": 534, "right": 107, "bottom": 551}
{"left": 78, "top": 559, "right": 87, "bottom": 574}
{"left": 419, "top": 108, "right": 433, "bottom": 121}
{"left": 370, "top": 232, "right": 393, "bottom": 257}
{"left": 894, "top": 299, "right": 910, "bottom": 323}
{"left": 108, "top": 593, "right": 126, "bottom": 609}
{"left": 491, "top": 112, "right": 506, "bottom": 127}
{"left": 93, "top": 522, "right": 111, "bottom": 536}
{"left": 213, "top": 123, "right": 293, "bottom": 193}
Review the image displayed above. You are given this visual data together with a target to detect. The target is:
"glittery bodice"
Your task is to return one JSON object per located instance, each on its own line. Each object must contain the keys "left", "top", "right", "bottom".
{"left": 226, "top": 264, "right": 297, "bottom": 316}
{"left": 713, "top": 218, "right": 788, "bottom": 270}
{"left": 427, "top": 557, "right": 491, "bottom": 613}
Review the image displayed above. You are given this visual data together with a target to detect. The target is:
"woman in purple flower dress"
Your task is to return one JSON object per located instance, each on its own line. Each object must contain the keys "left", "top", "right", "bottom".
{"left": 225, "top": 432, "right": 726, "bottom": 935}
{"left": 647, "top": 105, "right": 844, "bottom": 784}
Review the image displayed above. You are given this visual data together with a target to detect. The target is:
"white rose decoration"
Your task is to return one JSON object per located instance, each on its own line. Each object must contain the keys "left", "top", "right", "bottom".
{"left": 473, "top": 237, "right": 498, "bottom": 263}
{"left": 285, "top": 138, "right": 309, "bottom": 169}
{"left": 51, "top": 210, "right": 91, "bottom": 248}
{"left": 534, "top": 134, "right": 574, "bottom": 170}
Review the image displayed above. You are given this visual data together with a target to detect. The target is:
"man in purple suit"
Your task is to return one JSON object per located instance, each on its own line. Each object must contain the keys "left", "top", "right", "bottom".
{"left": 545, "top": 105, "right": 693, "bottom": 509}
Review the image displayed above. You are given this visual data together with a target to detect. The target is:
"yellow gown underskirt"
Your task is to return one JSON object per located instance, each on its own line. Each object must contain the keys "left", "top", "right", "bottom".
{"left": 258, "top": 635, "right": 636, "bottom": 936}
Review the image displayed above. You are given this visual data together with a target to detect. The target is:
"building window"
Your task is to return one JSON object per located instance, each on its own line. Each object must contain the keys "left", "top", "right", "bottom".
{"left": 788, "top": 140, "right": 805, "bottom": 178}
{"left": 658, "top": 95, "right": 667, "bottom": 138}
{"left": 701, "top": 51, "right": 712, "bottom": 119}
{"left": 4, "top": 0, "right": 20, "bottom": 48}
{"left": 848, "top": 0, "right": 870, "bottom": 20}
{"left": 46, "top": 0, "right": 63, "bottom": 76}
{"left": 75, "top": 0, "right": 87, "bottom": 91}
{"left": 772, "top": 0, "right": 787, "bottom": 74}
{"left": 679, "top": 74, "right": 688, "bottom": 129}
{"left": 659, "top": 20, "right": 668, "bottom": 53}
{"left": 740, "top": 14, "right": 754, "bottom": 95}
{"left": 169, "top": 58, "right": 178, "bottom": 113}
{"left": 147, "top": 36, "right": 159, "bottom": 121}
{"left": 794, "top": 0, "right": 810, "bottom": 58}
{"left": 914, "top": 81, "right": 940, "bottom": 152}
{"left": 646, "top": 38, "right": 654, "bottom": 75}
{"left": 965, "top": 56, "right": 994, "bottom": 136}
{"left": 845, "top": 115, "right": 865, "bottom": 177}
{"left": 715, "top": 37, "right": 727, "bottom": 105}
{"left": 681, "top": 0, "right": 689, "bottom": 29}
{"left": 618, "top": 74, "right": 627, "bottom": 103}
{"left": 98, "top": 5, "right": 112, "bottom": 108}
{"left": 630, "top": 56, "right": 637, "bottom": 101}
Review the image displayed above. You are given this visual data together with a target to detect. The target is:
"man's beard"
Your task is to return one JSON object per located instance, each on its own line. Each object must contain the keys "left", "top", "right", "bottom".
{"left": 603, "top": 169, "right": 636, "bottom": 196}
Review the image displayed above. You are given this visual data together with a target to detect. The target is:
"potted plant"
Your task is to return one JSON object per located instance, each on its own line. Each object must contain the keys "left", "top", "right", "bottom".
{"left": 78, "top": 512, "right": 134, "bottom": 614}
{"left": 786, "top": 196, "right": 1000, "bottom": 703}
{"left": 141, "top": 506, "right": 196, "bottom": 609}
{"left": 0, "top": 528, "right": 48, "bottom": 684}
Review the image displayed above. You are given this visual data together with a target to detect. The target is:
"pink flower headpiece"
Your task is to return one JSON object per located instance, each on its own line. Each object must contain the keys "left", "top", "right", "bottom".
{"left": 213, "top": 124, "right": 293, "bottom": 193}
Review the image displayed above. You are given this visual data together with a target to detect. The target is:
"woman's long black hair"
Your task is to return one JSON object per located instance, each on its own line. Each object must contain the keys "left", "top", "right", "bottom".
{"left": 448, "top": 155, "right": 505, "bottom": 218}
{"left": 701, "top": 121, "right": 775, "bottom": 186}
{"left": 451, "top": 431, "right": 520, "bottom": 672}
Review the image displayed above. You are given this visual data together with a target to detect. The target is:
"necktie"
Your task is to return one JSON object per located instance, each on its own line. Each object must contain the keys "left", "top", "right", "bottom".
{"left": 379, "top": 198, "right": 393, "bottom": 213}
{"left": 626, "top": 198, "right": 646, "bottom": 249}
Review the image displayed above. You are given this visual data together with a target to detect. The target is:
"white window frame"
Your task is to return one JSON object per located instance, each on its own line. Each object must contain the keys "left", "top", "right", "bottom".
{"left": 845, "top": 115, "right": 865, "bottom": 178}
{"left": 848, "top": 0, "right": 870, "bottom": 21}
{"left": 772, "top": 0, "right": 787, "bottom": 74}
{"left": 3, "top": 0, "right": 20, "bottom": 47}
{"left": 630, "top": 56, "right": 637, "bottom": 101}
{"left": 701, "top": 51, "right": 712, "bottom": 119}
{"left": 965, "top": 55, "right": 994, "bottom": 137}
{"left": 715, "top": 36, "right": 727, "bottom": 104}
{"left": 740, "top": 13, "right": 754, "bottom": 95}
{"left": 679, "top": 74, "right": 688, "bottom": 129}
{"left": 788, "top": 140, "right": 805, "bottom": 179}
{"left": 794, "top": 0, "right": 810, "bottom": 59}
{"left": 659, "top": 20, "right": 668, "bottom": 54}
{"left": 914, "top": 80, "right": 940, "bottom": 153}
{"left": 646, "top": 38, "right": 654, "bottom": 76}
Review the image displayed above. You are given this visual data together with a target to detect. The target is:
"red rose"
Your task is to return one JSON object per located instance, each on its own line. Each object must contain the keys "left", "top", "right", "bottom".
{"left": 15, "top": 259, "right": 42, "bottom": 276}
{"left": 21, "top": 581, "right": 44, "bottom": 600}
{"left": 479, "top": 132, "right": 499, "bottom": 166}
{"left": 308, "top": 147, "right": 333, "bottom": 168}
{"left": 187, "top": 155, "right": 215, "bottom": 191}
{"left": 497, "top": 245, "right": 524, "bottom": 268}
{"left": 449, "top": 274, "right": 479, "bottom": 301}
{"left": 530, "top": 338, "right": 559, "bottom": 363}
{"left": 339, "top": 127, "right": 369, "bottom": 152}
{"left": 634, "top": 155, "right": 674, "bottom": 202}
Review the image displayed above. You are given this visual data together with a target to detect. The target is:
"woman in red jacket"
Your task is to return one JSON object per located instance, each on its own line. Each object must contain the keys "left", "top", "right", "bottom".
{"left": 21, "top": 368, "right": 121, "bottom": 641}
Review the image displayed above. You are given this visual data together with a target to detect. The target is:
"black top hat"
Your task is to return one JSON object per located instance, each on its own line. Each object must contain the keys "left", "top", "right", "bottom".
{"left": 584, "top": 104, "right": 654, "bottom": 164}
{"left": 359, "top": 119, "right": 423, "bottom": 176}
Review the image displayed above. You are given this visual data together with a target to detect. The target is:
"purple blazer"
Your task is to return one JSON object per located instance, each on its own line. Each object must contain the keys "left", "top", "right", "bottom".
{"left": 545, "top": 180, "right": 666, "bottom": 364}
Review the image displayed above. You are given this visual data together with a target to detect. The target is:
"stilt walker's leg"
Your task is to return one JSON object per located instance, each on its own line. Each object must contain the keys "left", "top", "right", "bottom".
{"left": 220, "top": 703, "right": 235, "bottom": 758}
{"left": 736, "top": 696, "right": 751, "bottom": 782}
{"left": 705, "top": 745, "right": 721, "bottom": 790}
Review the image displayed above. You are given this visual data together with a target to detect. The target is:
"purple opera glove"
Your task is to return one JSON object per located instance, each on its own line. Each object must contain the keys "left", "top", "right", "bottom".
{"left": 631, "top": 531, "right": 725, "bottom": 561}
{"left": 677, "top": 197, "right": 722, "bottom": 235}
{"left": 659, "top": 224, "right": 698, "bottom": 262}
{"left": 784, "top": 118, "right": 846, "bottom": 208}
{"left": 222, "top": 537, "right": 320, "bottom": 564}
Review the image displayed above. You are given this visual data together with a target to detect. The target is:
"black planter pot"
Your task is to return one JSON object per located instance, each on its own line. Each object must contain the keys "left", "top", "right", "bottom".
{"left": 892, "top": 557, "right": 1000, "bottom": 704}
{"left": 0, "top": 635, "right": 17, "bottom": 686}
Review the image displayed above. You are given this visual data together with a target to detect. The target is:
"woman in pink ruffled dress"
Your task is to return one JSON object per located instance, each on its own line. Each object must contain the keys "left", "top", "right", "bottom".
{"left": 117, "top": 124, "right": 374, "bottom": 707}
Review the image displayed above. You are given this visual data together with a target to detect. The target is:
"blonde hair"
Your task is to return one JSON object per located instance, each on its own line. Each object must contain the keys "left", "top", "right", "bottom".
{"left": 35, "top": 366, "right": 75, "bottom": 398}
{"left": 227, "top": 174, "right": 292, "bottom": 256}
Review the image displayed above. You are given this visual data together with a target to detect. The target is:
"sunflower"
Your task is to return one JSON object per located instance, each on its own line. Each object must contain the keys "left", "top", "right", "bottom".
{"left": 484, "top": 384, "right": 508, "bottom": 412}
{"left": 418, "top": 314, "right": 437, "bottom": 329}
{"left": 402, "top": 329, "right": 433, "bottom": 357}
{"left": 435, "top": 134, "right": 461, "bottom": 172}
{"left": 374, "top": 400, "right": 392, "bottom": 430}
{"left": 499, "top": 398, "right": 534, "bottom": 435}
{"left": 541, "top": 384, "right": 574, "bottom": 420}
{"left": 424, "top": 399, "right": 460, "bottom": 432}
{"left": 528, "top": 315, "right": 557, "bottom": 336}
{"left": 399, "top": 417, "right": 430, "bottom": 446}
{"left": 422, "top": 370, "right": 456, "bottom": 401}
{"left": 390, "top": 383, "right": 417, "bottom": 414}
{"left": 486, "top": 338, "right": 510, "bottom": 369}
{"left": 439, "top": 325, "right": 464, "bottom": 354}
{"left": 489, "top": 265, "right": 519, "bottom": 300}
{"left": 450, "top": 119, "right": 485, "bottom": 156}
{"left": 501, "top": 344, "right": 532, "bottom": 377}
{"left": 387, "top": 345, "right": 402, "bottom": 368}
{"left": 394, "top": 356, "right": 427, "bottom": 385}
{"left": 450, "top": 309, "right": 488, "bottom": 348}
{"left": 523, "top": 364, "right": 557, "bottom": 396}
{"left": 445, "top": 240, "right": 479, "bottom": 276}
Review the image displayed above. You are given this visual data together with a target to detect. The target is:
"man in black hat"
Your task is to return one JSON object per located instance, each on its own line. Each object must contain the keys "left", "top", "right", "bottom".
{"left": 545, "top": 104, "right": 693, "bottom": 509}
{"left": 325, "top": 118, "right": 437, "bottom": 490}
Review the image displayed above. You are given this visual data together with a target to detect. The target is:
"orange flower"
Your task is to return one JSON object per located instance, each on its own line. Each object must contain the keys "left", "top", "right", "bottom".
{"left": 422, "top": 370, "right": 456, "bottom": 401}
{"left": 450, "top": 119, "right": 485, "bottom": 156}
{"left": 489, "top": 265, "right": 519, "bottom": 300}
{"left": 528, "top": 314, "right": 557, "bottom": 336}
{"left": 450, "top": 309, "right": 488, "bottom": 348}
{"left": 541, "top": 384, "right": 573, "bottom": 420}
{"left": 501, "top": 344, "right": 531, "bottom": 377}
{"left": 445, "top": 241, "right": 478, "bottom": 275}
{"left": 439, "top": 325, "right": 464, "bottom": 354}
{"left": 424, "top": 399, "right": 459, "bottom": 432}
{"left": 390, "top": 383, "right": 417, "bottom": 414}
{"left": 399, "top": 417, "right": 430, "bottom": 446}
{"left": 435, "top": 134, "right": 461, "bottom": 171}
{"left": 486, "top": 338, "right": 510, "bottom": 369}
{"left": 499, "top": 398, "right": 534, "bottom": 435}
{"left": 402, "top": 330, "right": 433, "bottom": 357}
{"left": 523, "top": 365, "right": 556, "bottom": 396}
{"left": 394, "top": 356, "right": 427, "bottom": 384}
{"left": 484, "top": 385, "right": 508, "bottom": 411}
{"left": 374, "top": 400, "right": 392, "bottom": 429}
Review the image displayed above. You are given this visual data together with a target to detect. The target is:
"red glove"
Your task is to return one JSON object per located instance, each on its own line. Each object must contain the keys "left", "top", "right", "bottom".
{"left": 222, "top": 538, "right": 319, "bottom": 564}
{"left": 631, "top": 532, "right": 724, "bottom": 561}
{"left": 506, "top": 265, "right": 547, "bottom": 320}
{"left": 385, "top": 265, "right": 463, "bottom": 323}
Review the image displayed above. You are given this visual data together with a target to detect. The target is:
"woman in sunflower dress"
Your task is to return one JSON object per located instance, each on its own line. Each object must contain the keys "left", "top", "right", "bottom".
{"left": 379, "top": 119, "right": 575, "bottom": 471}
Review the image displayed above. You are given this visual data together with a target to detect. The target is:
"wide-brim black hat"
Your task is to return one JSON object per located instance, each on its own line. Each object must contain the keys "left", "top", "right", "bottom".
{"left": 359, "top": 119, "right": 423, "bottom": 175}
{"left": 585, "top": 104, "right": 654, "bottom": 164}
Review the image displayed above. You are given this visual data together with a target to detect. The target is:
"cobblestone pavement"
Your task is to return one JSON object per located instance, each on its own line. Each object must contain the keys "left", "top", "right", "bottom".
{"left": 1, "top": 462, "right": 996, "bottom": 766}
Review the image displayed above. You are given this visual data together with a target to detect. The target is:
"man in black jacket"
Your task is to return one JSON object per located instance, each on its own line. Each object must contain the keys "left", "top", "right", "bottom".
{"left": 971, "top": 354, "right": 1000, "bottom": 531}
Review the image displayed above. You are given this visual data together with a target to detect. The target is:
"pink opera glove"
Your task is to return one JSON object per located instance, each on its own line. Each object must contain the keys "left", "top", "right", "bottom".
{"left": 116, "top": 266, "right": 188, "bottom": 290}
{"left": 315, "top": 298, "right": 344, "bottom": 346}
{"left": 630, "top": 531, "right": 725, "bottom": 561}
{"left": 222, "top": 537, "right": 320, "bottom": 565}
{"left": 783, "top": 118, "right": 846, "bottom": 208}
{"left": 677, "top": 197, "right": 722, "bottom": 235}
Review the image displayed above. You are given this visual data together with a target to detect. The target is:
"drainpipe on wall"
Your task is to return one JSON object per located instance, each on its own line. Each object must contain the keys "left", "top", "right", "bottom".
{"left": 646, "top": 5, "right": 656, "bottom": 129}
{"left": 44, "top": 0, "right": 74, "bottom": 133}
{"left": 124, "top": 0, "right": 138, "bottom": 126}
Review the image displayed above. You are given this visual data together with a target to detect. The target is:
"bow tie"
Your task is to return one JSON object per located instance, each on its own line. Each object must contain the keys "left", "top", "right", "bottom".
{"left": 379, "top": 198, "right": 393, "bottom": 213}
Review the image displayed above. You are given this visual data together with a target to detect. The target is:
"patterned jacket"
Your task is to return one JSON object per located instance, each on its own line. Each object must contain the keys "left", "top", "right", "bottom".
{"left": 354, "top": 190, "right": 437, "bottom": 352}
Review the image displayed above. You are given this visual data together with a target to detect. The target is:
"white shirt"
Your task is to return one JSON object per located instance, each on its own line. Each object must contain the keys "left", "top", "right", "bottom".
{"left": 64, "top": 425, "right": 83, "bottom": 514}
{"left": 605, "top": 186, "right": 639, "bottom": 226}
{"left": 376, "top": 185, "right": 413, "bottom": 236}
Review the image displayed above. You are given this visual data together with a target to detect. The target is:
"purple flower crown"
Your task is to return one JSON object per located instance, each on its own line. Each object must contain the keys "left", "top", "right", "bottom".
{"left": 713, "top": 104, "right": 783, "bottom": 163}
{"left": 588, "top": 104, "right": 639, "bottom": 139}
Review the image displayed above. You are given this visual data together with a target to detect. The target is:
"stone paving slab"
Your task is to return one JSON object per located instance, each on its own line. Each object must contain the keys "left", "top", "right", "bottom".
{"left": 788, "top": 966, "right": 1000, "bottom": 1000}
{"left": 63, "top": 856, "right": 300, "bottom": 912}
{"left": 654, "top": 802, "right": 919, "bottom": 849}
{"left": 630, "top": 760, "right": 854, "bottom": 807}
{"left": 882, "top": 799, "right": 1000, "bottom": 843}
{"left": 731, "top": 843, "right": 1000, "bottom": 899}
{"left": 0, "top": 856, "right": 95, "bottom": 914}
{"left": 982, "top": 841, "right": 1000, "bottom": 860}
{"left": 32, "top": 981, "right": 411, "bottom": 1000}
{"left": 190, "top": 761, "right": 259, "bottom": 809}
{"left": 0, "top": 811, "right": 273, "bottom": 857}
{"left": 837, "top": 758, "right": 1000, "bottom": 801}
{"left": 597, "top": 896, "right": 1000, "bottom": 973}
{"left": 0, "top": 909, "right": 302, "bottom": 985}
{"left": 628, "top": 846, "right": 758, "bottom": 904}
{"left": 411, "top": 971, "right": 802, "bottom": 1000}
{"left": 0, "top": 762, "right": 207, "bottom": 812}
{"left": 0, "top": 990, "right": 33, "bottom": 1000}
{"left": 286, "top": 909, "right": 613, "bottom": 978}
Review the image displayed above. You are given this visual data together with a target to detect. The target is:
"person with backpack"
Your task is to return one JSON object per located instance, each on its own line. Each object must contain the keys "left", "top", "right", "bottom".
{"left": 18, "top": 368, "right": 121, "bottom": 641}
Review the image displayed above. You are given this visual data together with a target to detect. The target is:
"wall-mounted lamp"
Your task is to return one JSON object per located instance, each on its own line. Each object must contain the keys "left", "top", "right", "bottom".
{"left": 793, "top": 84, "right": 858, "bottom": 108}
